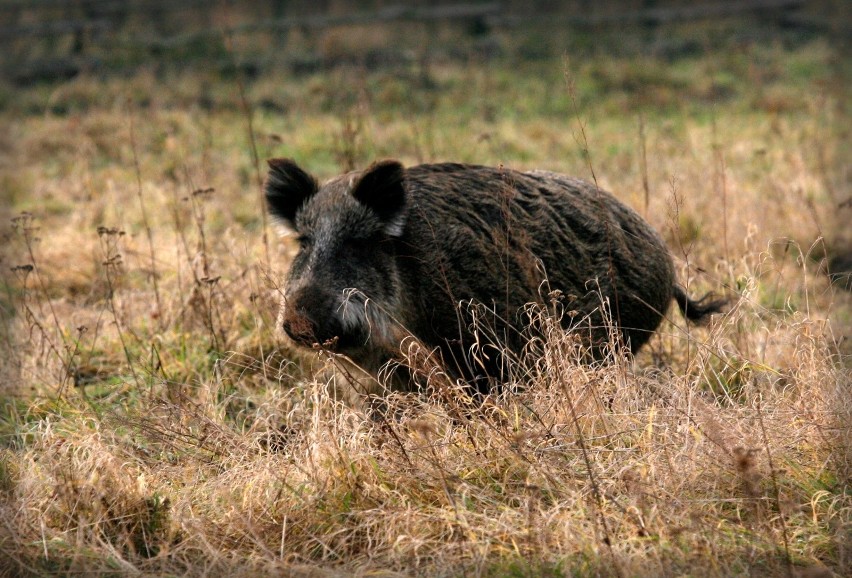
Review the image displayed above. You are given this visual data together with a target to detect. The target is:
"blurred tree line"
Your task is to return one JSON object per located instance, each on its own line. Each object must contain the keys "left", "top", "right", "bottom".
{"left": 1, "top": 0, "right": 847, "bottom": 86}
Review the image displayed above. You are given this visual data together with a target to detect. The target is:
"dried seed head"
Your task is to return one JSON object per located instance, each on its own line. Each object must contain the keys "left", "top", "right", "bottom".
{"left": 732, "top": 446, "right": 761, "bottom": 497}
{"left": 732, "top": 446, "right": 758, "bottom": 474}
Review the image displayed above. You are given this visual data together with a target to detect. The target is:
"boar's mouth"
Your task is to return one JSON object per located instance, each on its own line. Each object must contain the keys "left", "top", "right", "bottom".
{"left": 281, "top": 306, "right": 368, "bottom": 353}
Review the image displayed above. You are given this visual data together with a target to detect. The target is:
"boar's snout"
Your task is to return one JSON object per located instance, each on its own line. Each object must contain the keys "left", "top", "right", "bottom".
{"left": 281, "top": 287, "right": 362, "bottom": 351}
{"left": 281, "top": 287, "right": 337, "bottom": 348}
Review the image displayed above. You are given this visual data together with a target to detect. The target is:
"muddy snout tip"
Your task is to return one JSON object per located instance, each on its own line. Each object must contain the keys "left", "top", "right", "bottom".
{"left": 281, "top": 310, "right": 319, "bottom": 346}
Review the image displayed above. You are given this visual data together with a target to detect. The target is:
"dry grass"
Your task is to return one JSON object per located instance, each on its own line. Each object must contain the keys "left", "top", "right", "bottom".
{"left": 1, "top": 35, "right": 850, "bottom": 577}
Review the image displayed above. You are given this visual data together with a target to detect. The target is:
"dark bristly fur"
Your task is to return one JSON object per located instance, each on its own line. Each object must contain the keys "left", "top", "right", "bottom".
{"left": 266, "top": 160, "right": 726, "bottom": 391}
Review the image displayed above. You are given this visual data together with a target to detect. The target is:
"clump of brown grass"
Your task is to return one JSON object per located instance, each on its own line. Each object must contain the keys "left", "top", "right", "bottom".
{"left": 1, "top": 273, "right": 848, "bottom": 576}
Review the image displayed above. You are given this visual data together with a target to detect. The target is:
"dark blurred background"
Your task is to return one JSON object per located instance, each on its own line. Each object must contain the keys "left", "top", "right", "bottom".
{"left": 1, "top": 0, "right": 848, "bottom": 87}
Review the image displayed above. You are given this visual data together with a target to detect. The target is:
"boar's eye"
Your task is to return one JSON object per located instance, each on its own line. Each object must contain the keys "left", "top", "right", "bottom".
{"left": 296, "top": 234, "right": 313, "bottom": 248}
{"left": 340, "top": 237, "right": 367, "bottom": 253}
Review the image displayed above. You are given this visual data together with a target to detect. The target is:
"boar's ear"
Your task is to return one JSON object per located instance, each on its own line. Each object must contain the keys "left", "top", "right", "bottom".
{"left": 351, "top": 160, "right": 407, "bottom": 237}
{"left": 264, "top": 158, "right": 318, "bottom": 230}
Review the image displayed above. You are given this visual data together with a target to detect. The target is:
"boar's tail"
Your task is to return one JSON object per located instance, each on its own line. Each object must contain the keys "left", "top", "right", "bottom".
{"left": 673, "top": 285, "right": 728, "bottom": 323}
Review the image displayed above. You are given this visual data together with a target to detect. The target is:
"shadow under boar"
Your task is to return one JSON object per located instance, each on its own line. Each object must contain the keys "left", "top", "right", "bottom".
{"left": 265, "top": 159, "right": 725, "bottom": 391}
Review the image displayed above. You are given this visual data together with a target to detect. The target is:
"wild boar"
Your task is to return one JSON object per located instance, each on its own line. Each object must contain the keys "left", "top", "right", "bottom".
{"left": 265, "top": 159, "right": 725, "bottom": 391}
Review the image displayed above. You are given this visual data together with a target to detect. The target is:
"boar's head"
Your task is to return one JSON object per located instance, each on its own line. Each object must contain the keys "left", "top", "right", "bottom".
{"left": 265, "top": 159, "right": 408, "bottom": 360}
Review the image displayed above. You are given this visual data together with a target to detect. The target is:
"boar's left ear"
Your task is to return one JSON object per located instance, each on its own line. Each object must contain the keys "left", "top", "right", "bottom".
{"left": 351, "top": 160, "right": 407, "bottom": 237}
{"left": 265, "top": 158, "right": 318, "bottom": 230}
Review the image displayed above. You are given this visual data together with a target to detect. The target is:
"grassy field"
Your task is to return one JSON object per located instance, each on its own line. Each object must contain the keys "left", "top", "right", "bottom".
{"left": 1, "top": 24, "right": 850, "bottom": 577}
